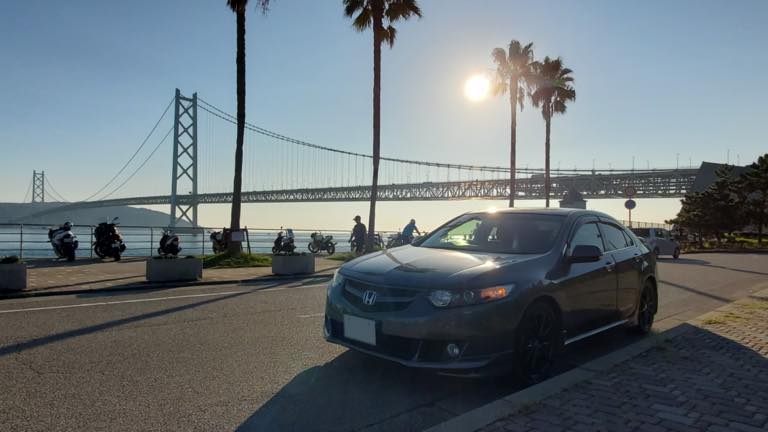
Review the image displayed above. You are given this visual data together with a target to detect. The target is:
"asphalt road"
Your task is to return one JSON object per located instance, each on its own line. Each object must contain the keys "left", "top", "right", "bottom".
{"left": 1, "top": 253, "right": 766, "bottom": 431}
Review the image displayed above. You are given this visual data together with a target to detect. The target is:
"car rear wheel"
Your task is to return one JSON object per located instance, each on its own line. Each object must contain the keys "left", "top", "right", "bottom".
{"left": 633, "top": 282, "right": 656, "bottom": 334}
{"left": 673, "top": 248, "right": 680, "bottom": 259}
{"left": 513, "top": 301, "right": 561, "bottom": 385}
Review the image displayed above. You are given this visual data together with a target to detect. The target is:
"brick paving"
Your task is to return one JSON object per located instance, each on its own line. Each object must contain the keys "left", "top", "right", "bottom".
{"left": 479, "top": 292, "right": 768, "bottom": 432}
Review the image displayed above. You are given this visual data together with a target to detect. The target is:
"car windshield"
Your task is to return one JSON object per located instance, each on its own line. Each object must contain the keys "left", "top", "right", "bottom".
{"left": 419, "top": 213, "right": 565, "bottom": 254}
{"left": 631, "top": 228, "right": 651, "bottom": 237}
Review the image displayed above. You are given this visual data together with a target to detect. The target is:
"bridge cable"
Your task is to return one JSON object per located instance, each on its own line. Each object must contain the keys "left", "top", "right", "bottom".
{"left": 22, "top": 178, "right": 33, "bottom": 203}
{"left": 99, "top": 126, "right": 174, "bottom": 200}
{"left": 80, "top": 97, "right": 174, "bottom": 202}
{"left": 44, "top": 176, "right": 70, "bottom": 202}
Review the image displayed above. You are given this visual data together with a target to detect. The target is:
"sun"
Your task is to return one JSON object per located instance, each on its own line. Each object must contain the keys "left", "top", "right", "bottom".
{"left": 464, "top": 74, "right": 490, "bottom": 102}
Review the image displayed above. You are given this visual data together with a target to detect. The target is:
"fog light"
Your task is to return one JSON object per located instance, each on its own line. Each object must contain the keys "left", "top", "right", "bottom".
{"left": 446, "top": 343, "right": 460, "bottom": 358}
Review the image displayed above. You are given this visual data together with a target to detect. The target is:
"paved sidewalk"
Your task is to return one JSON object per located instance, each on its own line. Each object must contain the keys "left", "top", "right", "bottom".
{"left": 478, "top": 290, "right": 768, "bottom": 432}
{"left": 8, "top": 256, "right": 340, "bottom": 296}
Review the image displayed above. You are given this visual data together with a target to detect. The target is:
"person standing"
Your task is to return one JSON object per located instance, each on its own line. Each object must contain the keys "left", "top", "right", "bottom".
{"left": 401, "top": 218, "right": 421, "bottom": 243}
{"left": 349, "top": 215, "right": 367, "bottom": 256}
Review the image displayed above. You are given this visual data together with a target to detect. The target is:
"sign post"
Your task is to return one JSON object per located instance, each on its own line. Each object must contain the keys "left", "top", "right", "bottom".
{"left": 624, "top": 186, "right": 637, "bottom": 227}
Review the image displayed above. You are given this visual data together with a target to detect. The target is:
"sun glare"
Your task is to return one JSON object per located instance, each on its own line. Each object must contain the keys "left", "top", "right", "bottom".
{"left": 464, "top": 74, "right": 490, "bottom": 102}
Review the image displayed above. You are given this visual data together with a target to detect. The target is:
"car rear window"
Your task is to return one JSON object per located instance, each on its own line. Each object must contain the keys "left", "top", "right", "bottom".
{"left": 419, "top": 213, "right": 566, "bottom": 254}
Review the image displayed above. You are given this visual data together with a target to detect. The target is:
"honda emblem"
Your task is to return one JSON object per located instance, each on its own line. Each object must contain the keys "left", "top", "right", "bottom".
{"left": 362, "top": 290, "right": 377, "bottom": 306}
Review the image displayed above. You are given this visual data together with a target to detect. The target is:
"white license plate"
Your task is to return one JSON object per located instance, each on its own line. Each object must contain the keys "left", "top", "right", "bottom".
{"left": 343, "top": 315, "right": 376, "bottom": 346}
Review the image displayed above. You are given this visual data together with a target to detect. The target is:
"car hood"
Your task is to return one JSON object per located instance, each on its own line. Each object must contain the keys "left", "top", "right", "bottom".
{"left": 341, "top": 245, "right": 545, "bottom": 289}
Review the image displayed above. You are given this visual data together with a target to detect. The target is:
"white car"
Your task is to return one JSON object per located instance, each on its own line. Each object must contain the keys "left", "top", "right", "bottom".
{"left": 630, "top": 228, "right": 680, "bottom": 259}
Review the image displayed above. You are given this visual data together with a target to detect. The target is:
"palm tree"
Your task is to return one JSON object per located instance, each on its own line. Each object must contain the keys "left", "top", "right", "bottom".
{"left": 492, "top": 40, "right": 535, "bottom": 208}
{"left": 530, "top": 56, "right": 575, "bottom": 208}
{"left": 343, "top": 0, "right": 422, "bottom": 252}
{"left": 225, "top": 0, "right": 270, "bottom": 255}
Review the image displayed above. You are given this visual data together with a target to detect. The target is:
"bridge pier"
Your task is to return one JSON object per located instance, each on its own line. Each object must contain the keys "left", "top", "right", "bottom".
{"left": 170, "top": 89, "right": 199, "bottom": 227}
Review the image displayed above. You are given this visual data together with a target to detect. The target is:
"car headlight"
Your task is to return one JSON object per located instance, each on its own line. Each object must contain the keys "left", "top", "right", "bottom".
{"left": 428, "top": 284, "right": 514, "bottom": 308}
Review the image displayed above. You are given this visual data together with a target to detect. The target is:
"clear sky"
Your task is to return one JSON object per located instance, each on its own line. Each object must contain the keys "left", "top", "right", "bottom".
{"left": 1, "top": 0, "right": 766, "bottom": 231}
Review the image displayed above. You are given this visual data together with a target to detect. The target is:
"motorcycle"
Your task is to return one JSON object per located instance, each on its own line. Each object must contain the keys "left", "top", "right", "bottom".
{"left": 308, "top": 232, "right": 336, "bottom": 255}
{"left": 350, "top": 233, "right": 384, "bottom": 252}
{"left": 158, "top": 229, "right": 181, "bottom": 257}
{"left": 93, "top": 217, "right": 126, "bottom": 261}
{"left": 209, "top": 229, "right": 229, "bottom": 254}
{"left": 272, "top": 229, "right": 296, "bottom": 255}
{"left": 386, "top": 232, "right": 410, "bottom": 248}
{"left": 48, "top": 223, "right": 78, "bottom": 262}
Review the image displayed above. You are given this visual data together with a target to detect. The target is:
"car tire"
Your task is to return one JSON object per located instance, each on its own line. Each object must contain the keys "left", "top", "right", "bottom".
{"left": 673, "top": 248, "right": 680, "bottom": 259}
{"left": 632, "top": 282, "right": 657, "bottom": 335}
{"left": 512, "top": 301, "right": 561, "bottom": 385}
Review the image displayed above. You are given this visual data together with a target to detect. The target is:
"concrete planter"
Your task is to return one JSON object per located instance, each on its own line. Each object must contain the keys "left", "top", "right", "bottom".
{"left": 272, "top": 254, "right": 315, "bottom": 275}
{"left": 146, "top": 258, "right": 203, "bottom": 282}
{"left": 0, "top": 263, "right": 27, "bottom": 291}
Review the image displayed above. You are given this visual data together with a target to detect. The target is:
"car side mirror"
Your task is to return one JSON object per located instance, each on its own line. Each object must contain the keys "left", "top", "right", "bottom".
{"left": 569, "top": 245, "right": 602, "bottom": 263}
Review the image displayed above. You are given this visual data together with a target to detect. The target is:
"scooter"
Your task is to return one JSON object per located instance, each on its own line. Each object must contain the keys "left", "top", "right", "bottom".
{"left": 308, "top": 232, "right": 336, "bottom": 255}
{"left": 209, "top": 229, "right": 229, "bottom": 254}
{"left": 386, "top": 232, "right": 409, "bottom": 248}
{"left": 272, "top": 229, "right": 296, "bottom": 255}
{"left": 158, "top": 229, "right": 181, "bottom": 257}
{"left": 48, "top": 223, "right": 78, "bottom": 262}
{"left": 93, "top": 217, "right": 126, "bottom": 261}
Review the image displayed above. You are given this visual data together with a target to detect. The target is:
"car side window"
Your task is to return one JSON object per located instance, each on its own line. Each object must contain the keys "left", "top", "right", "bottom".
{"left": 600, "top": 223, "right": 629, "bottom": 251}
{"left": 621, "top": 229, "right": 634, "bottom": 246}
{"left": 570, "top": 222, "right": 604, "bottom": 253}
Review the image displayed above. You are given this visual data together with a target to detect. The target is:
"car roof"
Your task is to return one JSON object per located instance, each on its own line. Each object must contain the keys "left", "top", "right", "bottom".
{"left": 466, "top": 207, "right": 612, "bottom": 219}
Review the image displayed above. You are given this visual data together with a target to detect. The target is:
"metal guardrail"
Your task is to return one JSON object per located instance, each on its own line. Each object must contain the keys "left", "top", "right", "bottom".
{"left": 0, "top": 223, "right": 398, "bottom": 259}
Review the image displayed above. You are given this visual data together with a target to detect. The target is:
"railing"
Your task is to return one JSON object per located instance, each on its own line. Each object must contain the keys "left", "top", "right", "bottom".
{"left": 0, "top": 223, "right": 398, "bottom": 259}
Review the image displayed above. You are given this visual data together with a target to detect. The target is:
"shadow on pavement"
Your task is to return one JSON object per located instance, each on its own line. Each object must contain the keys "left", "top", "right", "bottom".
{"left": 0, "top": 290, "right": 250, "bottom": 358}
{"left": 237, "top": 351, "right": 511, "bottom": 432}
{"left": 25, "top": 257, "right": 144, "bottom": 269}
{"left": 28, "top": 275, "right": 140, "bottom": 292}
{"left": 660, "top": 280, "right": 731, "bottom": 303}
{"left": 665, "top": 256, "right": 768, "bottom": 276}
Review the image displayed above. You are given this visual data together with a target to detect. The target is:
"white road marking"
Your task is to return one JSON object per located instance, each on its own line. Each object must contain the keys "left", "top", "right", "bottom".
{"left": 0, "top": 290, "right": 246, "bottom": 315}
{"left": 297, "top": 312, "right": 324, "bottom": 318}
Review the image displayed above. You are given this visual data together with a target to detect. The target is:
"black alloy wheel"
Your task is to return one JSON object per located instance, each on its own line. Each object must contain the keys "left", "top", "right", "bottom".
{"left": 514, "top": 301, "right": 561, "bottom": 385}
{"left": 634, "top": 282, "right": 656, "bottom": 334}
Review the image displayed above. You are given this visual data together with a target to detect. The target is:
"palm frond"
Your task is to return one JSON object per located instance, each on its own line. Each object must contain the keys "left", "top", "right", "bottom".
{"left": 382, "top": 25, "right": 397, "bottom": 46}
{"left": 492, "top": 48, "right": 508, "bottom": 68}
{"left": 226, "top": 0, "right": 248, "bottom": 13}
{"left": 343, "top": 0, "right": 366, "bottom": 17}
{"left": 385, "top": 0, "right": 422, "bottom": 21}
{"left": 352, "top": 8, "right": 372, "bottom": 31}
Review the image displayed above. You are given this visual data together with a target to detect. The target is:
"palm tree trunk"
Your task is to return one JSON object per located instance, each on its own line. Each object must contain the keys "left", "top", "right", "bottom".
{"left": 366, "top": 16, "right": 383, "bottom": 253}
{"left": 509, "top": 78, "right": 517, "bottom": 208}
{"left": 228, "top": 8, "right": 246, "bottom": 255}
{"left": 544, "top": 116, "right": 551, "bottom": 207}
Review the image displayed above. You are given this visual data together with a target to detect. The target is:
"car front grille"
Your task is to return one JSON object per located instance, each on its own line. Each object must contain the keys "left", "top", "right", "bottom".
{"left": 342, "top": 279, "right": 419, "bottom": 312}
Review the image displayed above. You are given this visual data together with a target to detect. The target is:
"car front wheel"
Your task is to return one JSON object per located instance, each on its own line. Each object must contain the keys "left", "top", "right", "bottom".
{"left": 513, "top": 301, "right": 561, "bottom": 385}
{"left": 633, "top": 282, "right": 657, "bottom": 334}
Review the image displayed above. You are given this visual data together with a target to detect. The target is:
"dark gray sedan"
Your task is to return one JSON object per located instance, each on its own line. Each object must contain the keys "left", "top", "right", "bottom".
{"left": 324, "top": 208, "right": 658, "bottom": 382}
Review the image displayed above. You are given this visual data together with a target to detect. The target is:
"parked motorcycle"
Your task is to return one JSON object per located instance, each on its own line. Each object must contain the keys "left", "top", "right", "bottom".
{"left": 48, "top": 222, "right": 78, "bottom": 262}
{"left": 93, "top": 217, "right": 126, "bottom": 261}
{"left": 209, "top": 229, "right": 229, "bottom": 254}
{"left": 272, "top": 229, "right": 296, "bottom": 255}
{"left": 350, "top": 233, "right": 384, "bottom": 252}
{"left": 308, "top": 232, "right": 336, "bottom": 255}
{"left": 158, "top": 229, "right": 181, "bottom": 257}
{"left": 386, "top": 232, "right": 409, "bottom": 248}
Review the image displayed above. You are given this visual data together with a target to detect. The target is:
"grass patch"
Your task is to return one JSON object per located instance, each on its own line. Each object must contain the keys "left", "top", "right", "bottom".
{"left": 327, "top": 252, "right": 358, "bottom": 262}
{"left": 201, "top": 253, "right": 271, "bottom": 269}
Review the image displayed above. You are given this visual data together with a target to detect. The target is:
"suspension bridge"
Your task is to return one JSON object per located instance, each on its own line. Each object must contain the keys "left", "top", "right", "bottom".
{"left": 20, "top": 89, "right": 701, "bottom": 227}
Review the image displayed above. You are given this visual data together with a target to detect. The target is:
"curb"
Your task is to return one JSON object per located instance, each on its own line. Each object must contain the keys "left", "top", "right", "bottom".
{"left": 683, "top": 249, "right": 768, "bottom": 254}
{"left": 0, "top": 267, "right": 339, "bottom": 300}
{"left": 424, "top": 289, "right": 768, "bottom": 432}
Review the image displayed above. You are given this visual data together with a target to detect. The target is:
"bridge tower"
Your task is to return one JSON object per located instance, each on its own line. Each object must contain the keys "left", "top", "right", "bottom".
{"left": 170, "top": 89, "right": 198, "bottom": 227}
{"left": 31, "top": 170, "right": 45, "bottom": 203}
